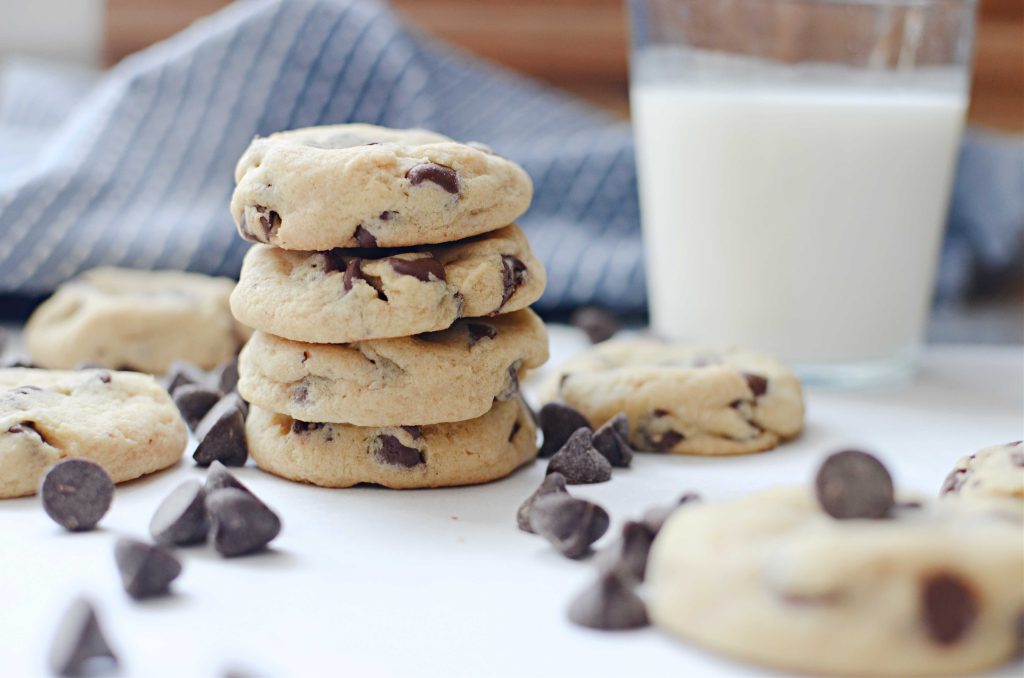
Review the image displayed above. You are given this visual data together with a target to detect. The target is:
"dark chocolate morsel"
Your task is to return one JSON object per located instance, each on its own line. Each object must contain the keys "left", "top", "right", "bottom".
{"left": 538, "top": 402, "right": 592, "bottom": 458}
{"left": 570, "top": 306, "right": 621, "bottom": 344}
{"left": 114, "top": 538, "right": 182, "bottom": 600}
{"left": 546, "top": 428, "right": 612, "bottom": 485}
{"left": 47, "top": 598, "right": 119, "bottom": 677}
{"left": 508, "top": 419, "right": 522, "bottom": 442}
{"left": 374, "top": 434, "right": 424, "bottom": 468}
{"left": 815, "top": 449, "right": 894, "bottom": 520}
{"left": 205, "top": 488, "right": 282, "bottom": 557}
{"left": 164, "top": 360, "right": 209, "bottom": 394}
{"left": 205, "top": 460, "right": 255, "bottom": 496}
{"left": 406, "top": 162, "right": 459, "bottom": 194}
{"left": 8, "top": 420, "right": 47, "bottom": 442}
{"left": 257, "top": 207, "right": 281, "bottom": 240}
{"left": 215, "top": 359, "right": 239, "bottom": 394}
{"left": 291, "top": 420, "right": 325, "bottom": 434}
{"left": 40, "top": 459, "right": 114, "bottom": 532}
{"left": 516, "top": 472, "right": 569, "bottom": 533}
{"left": 192, "top": 394, "right": 248, "bottom": 467}
{"left": 743, "top": 372, "right": 769, "bottom": 397}
{"left": 400, "top": 425, "right": 423, "bottom": 440}
{"left": 649, "top": 429, "right": 684, "bottom": 452}
{"left": 354, "top": 225, "right": 378, "bottom": 248}
{"left": 149, "top": 480, "right": 209, "bottom": 546}
{"left": 528, "top": 493, "right": 609, "bottom": 559}
{"left": 592, "top": 414, "right": 634, "bottom": 468}
{"left": 389, "top": 256, "right": 447, "bottom": 282}
{"left": 467, "top": 322, "right": 497, "bottom": 347}
{"left": 173, "top": 383, "right": 223, "bottom": 431}
{"left": 606, "top": 521, "right": 657, "bottom": 582}
{"left": 498, "top": 255, "right": 528, "bottom": 310}
{"left": 292, "top": 383, "right": 309, "bottom": 403}
{"left": 922, "top": 573, "right": 977, "bottom": 645}
{"left": 379, "top": 210, "right": 396, "bottom": 221}
{"left": 567, "top": 570, "right": 649, "bottom": 630}
{"left": 342, "top": 258, "right": 362, "bottom": 292}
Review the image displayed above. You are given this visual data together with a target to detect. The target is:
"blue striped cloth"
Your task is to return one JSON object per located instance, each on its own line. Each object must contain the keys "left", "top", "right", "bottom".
{"left": 0, "top": 0, "right": 1019, "bottom": 313}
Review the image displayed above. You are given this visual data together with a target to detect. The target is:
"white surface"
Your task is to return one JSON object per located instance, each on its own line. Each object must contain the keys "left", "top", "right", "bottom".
{"left": 632, "top": 54, "right": 966, "bottom": 366}
{"left": 1, "top": 326, "right": 1023, "bottom": 678}
{"left": 0, "top": 0, "right": 103, "bottom": 67}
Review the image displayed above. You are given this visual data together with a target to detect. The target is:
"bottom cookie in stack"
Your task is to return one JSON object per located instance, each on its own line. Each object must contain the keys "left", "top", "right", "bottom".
{"left": 246, "top": 398, "right": 537, "bottom": 489}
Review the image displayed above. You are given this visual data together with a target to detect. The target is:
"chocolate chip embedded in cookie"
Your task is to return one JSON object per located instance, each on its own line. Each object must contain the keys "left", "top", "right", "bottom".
{"left": 24, "top": 267, "right": 250, "bottom": 373}
{"left": 230, "top": 225, "right": 546, "bottom": 344}
{"left": 941, "top": 441, "right": 1024, "bottom": 501}
{"left": 245, "top": 398, "right": 537, "bottom": 489}
{"left": 238, "top": 309, "right": 548, "bottom": 426}
{"left": 230, "top": 124, "right": 532, "bottom": 250}
{"left": 540, "top": 339, "right": 804, "bottom": 456}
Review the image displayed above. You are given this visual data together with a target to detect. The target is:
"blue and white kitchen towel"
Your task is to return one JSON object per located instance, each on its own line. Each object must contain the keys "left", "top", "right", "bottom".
{"left": 0, "top": 0, "right": 1020, "bottom": 313}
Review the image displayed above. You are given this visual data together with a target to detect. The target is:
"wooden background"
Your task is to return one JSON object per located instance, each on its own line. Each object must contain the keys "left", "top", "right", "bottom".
{"left": 106, "top": 0, "right": 1023, "bottom": 132}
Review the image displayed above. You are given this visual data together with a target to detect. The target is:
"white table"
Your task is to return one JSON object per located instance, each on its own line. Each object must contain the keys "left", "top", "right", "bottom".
{"left": 2, "top": 326, "right": 1022, "bottom": 677}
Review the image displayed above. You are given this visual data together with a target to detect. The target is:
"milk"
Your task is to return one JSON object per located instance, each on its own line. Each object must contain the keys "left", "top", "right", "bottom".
{"left": 631, "top": 55, "right": 967, "bottom": 375}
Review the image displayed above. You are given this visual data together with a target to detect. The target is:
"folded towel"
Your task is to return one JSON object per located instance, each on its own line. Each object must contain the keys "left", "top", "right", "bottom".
{"left": 0, "top": 0, "right": 1019, "bottom": 313}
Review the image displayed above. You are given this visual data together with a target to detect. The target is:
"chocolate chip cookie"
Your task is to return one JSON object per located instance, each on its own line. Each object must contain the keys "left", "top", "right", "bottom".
{"left": 230, "top": 224, "right": 545, "bottom": 343}
{"left": 541, "top": 340, "right": 803, "bottom": 455}
{"left": 0, "top": 368, "right": 187, "bottom": 498}
{"left": 237, "top": 309, "right": 548, "bottom": 426}
{"left": 941, "top": 441, "right": 1024, "bottom": 500}
{"left": 25, "top": 268, "right": 250, "bottom": 374}
{"left": 246, "top": 398, "right": 536, "bottom": 489}
{"left": 231, "top": 124, "right": 532, "bottom": 250}
{"left": 648, "top": 487, "right": 1024, "bottom": 676}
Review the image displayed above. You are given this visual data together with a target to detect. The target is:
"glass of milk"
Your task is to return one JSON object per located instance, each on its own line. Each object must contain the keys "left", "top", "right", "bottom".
{"left": 628, "top": 0, "right": 977, "bottom": 387}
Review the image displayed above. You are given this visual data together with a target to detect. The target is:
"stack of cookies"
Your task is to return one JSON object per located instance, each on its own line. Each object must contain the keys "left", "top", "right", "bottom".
{"left": 227, "top": 124, "right": 549, "bottom": 488}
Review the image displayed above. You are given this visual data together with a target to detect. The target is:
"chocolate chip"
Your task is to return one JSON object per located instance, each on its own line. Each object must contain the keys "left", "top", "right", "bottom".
{"left": 406, "top": 162, "right": 459, "bottom": 194}
{"left": 389, "top": 256, "right": 447, "bottom": 282}
{"left": 743, "top": 372, "right": 768, "bottom": 397}
{"left": 498, "top": 255, "right": 528, "bottom": 310}
{"left": 97, "top": 371, "right": 112, "bottom": 384}
{"left": 538, "top": 402, "right": 592, "bottom": 458}
{"left": 206, "top": 460, "right": 255, "bottom": 496}
{"left": 47, "top": 598, "right": 118, "bottom": 677}
{"left": 815, "top": 449, "right": 894, "bottom": 519}
{"left": 605, "top": 521, "right": 656, "bottom": 581}
{"left": 193, "top": 394, "right": 248, "bottom": 467}
{"left": 379, "top": 211, "right": 396, "bottom": 221}
{"left": 114, "top": 538, "right": 182, "bottom": 599}
{"left": 354, "top": 225, "right": 378, "bottom": 248}
{"left": 547, "top": 429, "right": 612, "bottom": 485}
{"left": 164, "top": 360, "right": 208, "bottom": 394}
{"left": 922, "top": 573, "right": 977, "bottom": 645}
{"left": 374, "top": 434, "right": 424, "bottom": 468}
{"left": 342, "top": 258, "right": 362, "bottom": 292}
{"left": 205, "top": 488, "right": 282, "bottom": 557}
{"left": 149, "top": 480, "right": 209, "bottom": 546}
{"left": 528, "top": 494, "right": 609, "bottom": 559}
{"left": 940, "top": 467, "right": 966, "bottom": 496}
{"left": 652, "top": 409, "right": 669, "bottom": 417}
{"left": 642, "top": 492, "right": 701, "bottom": 534}
{"left": 173, "top": 383, "right": 222, "bottom": 430}
{"left": 215, "top": 359, "right": 239, "bottom": 394}
{"left": 592, "top": 414, "right": 633, "bottom": 468}
{"left": 291, "top": 420, "right": 324, "bottom": 434}
{"left": 516, "top": 472, "right": 569, "bottom": 533}
{"left": 40, "top": 459, "right": 114, "bottom": 532}
{"left": 496, "top": 362, "right": 521, "bottom": 402}
{"left": 466, "top": 322, "right": 497, "bottom": 347}
{"left": 400, "top": 425, "right": 423, "bottom": 440}
{"left": 257, "top": 206, "right": 281, "bottom": 241}
{"left": 508, "top": 420, "right": 522, "bottom": 442}
{"left": 567, "top": 570, "right": 649, "bottom": 630}
{"left": 570, "top": 307, "right": 621, "bottom": 344}
{"left": 647, "top": 429, "right": 684, "bottom": 452}
{"left": 8, "top": 420, "right": 47, "bottom": 442}
{"left": 292, "top": 383, "right": 309, "bottom": 404}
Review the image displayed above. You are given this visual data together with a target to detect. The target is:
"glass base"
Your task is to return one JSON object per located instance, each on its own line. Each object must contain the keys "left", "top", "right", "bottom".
{"left": 792, "top": 347, "right": 918, "bottom": 390}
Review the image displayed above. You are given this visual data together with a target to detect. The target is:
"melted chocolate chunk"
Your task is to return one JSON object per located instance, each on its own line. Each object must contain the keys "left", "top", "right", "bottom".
{"left": 375, "top": 434, "right": 424, "bottom": 468}
{"left": 389, "top": 256, "right": 446, "bottom": 282}
{"left": 815, "top": 449, "right": 894, "bottom": 520}
{"left": 743, "top": 372, "right": 768, "bottom": 397}
{"left": 354, "top": 225, "right": 378, "bottom": 248}
{"left": 922, "top": 573, "right": 977, "bottom": 645}
{"left": 291, "top": 420, "right": 324, "bottom": 434}
{"left": 401, "top": 425, "right": 423, "bottom": 440}
{"left": 342, "top": 258, "right": 363, "bottom": 292}
{"left": 467, "top": 322, "right": 497, "bottom": 347}
{"left": 406, "top": 162, "right": 459, "bottom": 194}
{"left": 498, "top": 255, "right": 528, "bottom": 310}
{"left": 508, "top": 419, "right": 522, "bottom": 442}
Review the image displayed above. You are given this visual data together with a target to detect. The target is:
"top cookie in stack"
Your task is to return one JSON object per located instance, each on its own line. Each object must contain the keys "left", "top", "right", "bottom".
{"left": 228, "top": 124, "right": 549, "bottom": 489}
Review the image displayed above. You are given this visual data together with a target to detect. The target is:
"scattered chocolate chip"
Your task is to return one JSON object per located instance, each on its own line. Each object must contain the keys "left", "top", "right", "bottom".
{"left": 149, "top": 480, "right": 209, "bottom": 546}
{"left": 47, "top": 598, "right": 118, "bottom": 677}
{"left": 206, "top": 461, "right": 254, "bottom": 496}
{"left": 529, "top": 494, "right": 609, "bottom": 559}
{"left": 193, "top": 394, "right": 248, "bottom": 467}
{"left": 215, "top": 359, "right": 239, "bottom": 394}
{"left": 40, "top": 459, "right": 114, "bottom": 532}
{"left": 389, "top": 256, "right": 447, "bottom": 282}
{"left": 815, "top": 449, "right": 895, "bottom": 520}
{"left": 400, "top": 425, "right": 423, "bottom": 440}
{"left": 467, "top": 322, "right": 497, "bottom": 347}
{"left": 516, "top": 472, "right": 569, "bottom": 533}
{"left": 114, "top": 538, "right": 182, "bottom": 599}
{"left": 353, "top": 225, "right": 378, "bottom": 248}
{"left": 570, "top": 307, "right": 621, "bottom": 344}
{"left": 642, "top": 492, "right": 701, "bottom": 534}
{"left": 173, "top": 383, "right": 222, "bottom": 430}
{"left": 568, "top": 570, "right": 649, "bottom": 630}
{"left": 164, "top": 360, "right": 208, "bottom": 394}
{"left": 406, "top": 162, "right": 459, "bottom": 194}
{"left": 743, "top": 372, "right": 768, "bottom": 397}
{"left": 374, "top": 434, "right": 424, "bottom": 468}
{"left": 205, "top": 488, "right": 282, "bottom": 557}
{"left": 498, "top": 255, "right": 528, "bottom": 310}
{"left": 379, "top": 210, "right": 396, "bottom": 221}
{"left": 604, "top": 521, "right": 656, "bottom": 581}
{"left": 922, "top": 573, "right": 977, "bottom": 645}
{"left": 592, "top": 414, "right": 633, "bottom": 468}
{"left": 547, "top": 429, "right": 612, "bottom": 485}
{"left": 539, "top": 402, "right": 592, "bottom": 458}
